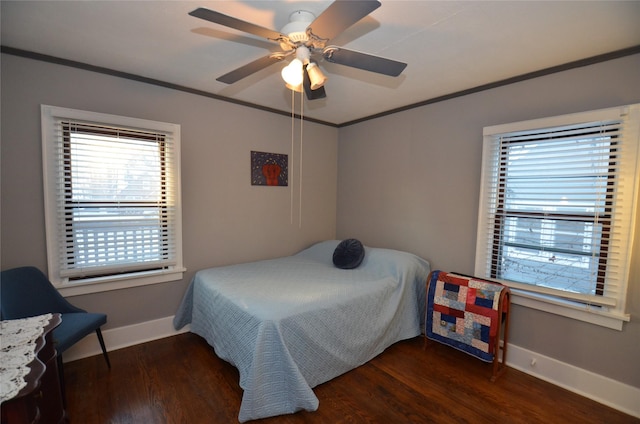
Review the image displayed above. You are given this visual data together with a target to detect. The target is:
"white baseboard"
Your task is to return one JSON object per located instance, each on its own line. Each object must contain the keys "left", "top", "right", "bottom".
{"left": 64, "top": 317, "right": 639, "bottom": 419}
{"left": 506, "top": 344, "right": 640, "bottom": 418}
{"left": 61, "top": 315, "right": 190, "bottom": 363}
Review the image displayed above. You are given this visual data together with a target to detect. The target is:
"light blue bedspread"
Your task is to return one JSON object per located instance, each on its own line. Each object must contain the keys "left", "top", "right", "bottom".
{"left": 173, "top": 240, "right": 430, "bottom": 422}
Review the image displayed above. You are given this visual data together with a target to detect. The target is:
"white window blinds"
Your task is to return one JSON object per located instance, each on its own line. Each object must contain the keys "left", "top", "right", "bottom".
{"left": 476, "top": 105, "right": 639, "bottom": 316}
{"left": 42, "top": 106, "right": 183, "bottom": 286}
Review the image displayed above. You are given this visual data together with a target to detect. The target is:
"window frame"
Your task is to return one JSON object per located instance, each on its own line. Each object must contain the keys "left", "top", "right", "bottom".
{"left": 41, "top": 105, "right": 185, "bottom": 296}
{"left": 475, "top": 105, "right": 640, "bottom": 330}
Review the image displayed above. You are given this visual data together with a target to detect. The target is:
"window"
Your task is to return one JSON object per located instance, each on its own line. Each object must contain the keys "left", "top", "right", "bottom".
{"left": 41, "top": 105, "right": 184, "bottom": 296}
{"left": 476, "top": 105, "right": 640, "bottom": 330}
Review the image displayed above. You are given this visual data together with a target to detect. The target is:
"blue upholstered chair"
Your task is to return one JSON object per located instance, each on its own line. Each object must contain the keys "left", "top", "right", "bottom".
{"left": 0, "top": 266, "right": 111, "bottom": 369}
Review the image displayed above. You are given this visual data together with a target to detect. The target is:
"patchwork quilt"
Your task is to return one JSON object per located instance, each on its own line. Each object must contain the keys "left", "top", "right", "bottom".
{"left": 426, "top": 270, "right": 506, "bottom": 362}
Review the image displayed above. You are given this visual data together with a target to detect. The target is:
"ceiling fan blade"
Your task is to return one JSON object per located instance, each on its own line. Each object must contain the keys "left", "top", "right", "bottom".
{"left": 308, "top": 0, "right": 381, "bottom": 43}
{"left": 323, "top": 47, "right": 407, "bottom": 77}
{"left": 303, "top": 65, "right": 327, "bottom": 100}
{"left": 189, "top": 8, "right": 285, "bottom": 42}
{"left": 217, "top": 55, "right": 283, "bottom": 84}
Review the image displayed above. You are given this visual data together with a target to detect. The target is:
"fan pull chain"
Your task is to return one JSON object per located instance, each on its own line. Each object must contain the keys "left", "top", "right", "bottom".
{"left": 299, "top": 88, "right": 304, "bottom": 229}
{"left": 290, "top": 89, "right": 295, "bottom": 225}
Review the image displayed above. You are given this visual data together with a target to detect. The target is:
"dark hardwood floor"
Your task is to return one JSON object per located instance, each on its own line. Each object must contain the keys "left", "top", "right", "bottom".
{"left": 64, "top": 333, "right": 637, "bottom": 423}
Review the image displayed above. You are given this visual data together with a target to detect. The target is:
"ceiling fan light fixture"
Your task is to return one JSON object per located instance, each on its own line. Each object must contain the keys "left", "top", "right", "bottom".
{"left": 285, "top": 82, "right": 303, "bottom": 93}
{"left": 306, "top": 62, "right": 327, "bottom": 90}
{"left": 281, "top": 58, "right": 304, "bottom": 87}
{"left": 295, "top": 45, "right": 311, "bottom": 63}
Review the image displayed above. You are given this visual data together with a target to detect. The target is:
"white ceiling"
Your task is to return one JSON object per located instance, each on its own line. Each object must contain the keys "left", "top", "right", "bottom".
{"left": 2, "top": 1, "right": 639, "bottom": 126}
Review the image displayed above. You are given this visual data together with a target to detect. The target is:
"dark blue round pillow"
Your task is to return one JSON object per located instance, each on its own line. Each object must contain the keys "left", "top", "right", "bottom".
{"left": 333, "top": 239, "right": 365, "bottom": 269}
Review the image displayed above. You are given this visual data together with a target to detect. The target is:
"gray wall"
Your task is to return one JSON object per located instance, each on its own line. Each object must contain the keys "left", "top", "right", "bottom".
{"left": 336, "top": 54, "right": 640, "bottom": 388}
{"left": 2, "top": 50, "right": 639, "bottom": 390}
{"left": 1, "top": 54, "right": 338, "bottom": 329}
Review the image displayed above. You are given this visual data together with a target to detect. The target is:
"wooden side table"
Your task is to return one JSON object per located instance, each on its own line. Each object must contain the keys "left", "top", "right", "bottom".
{"left": 1, "top": 313, "right": 66, "bottom": 424}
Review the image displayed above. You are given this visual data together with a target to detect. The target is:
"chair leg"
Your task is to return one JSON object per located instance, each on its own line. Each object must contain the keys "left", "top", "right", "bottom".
{"left": 57, "top": 354, "right": 67, "bottom": 408}
{"left": 95, "top": 328, "right": 111, "bottom": 369}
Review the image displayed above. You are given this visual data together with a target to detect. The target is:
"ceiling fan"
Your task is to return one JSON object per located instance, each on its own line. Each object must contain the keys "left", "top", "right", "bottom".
{"left": 189, "top": 0, "right": 407, "bottom": 100}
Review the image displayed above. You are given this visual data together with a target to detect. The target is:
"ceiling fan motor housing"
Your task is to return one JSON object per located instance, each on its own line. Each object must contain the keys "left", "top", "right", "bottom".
{"left": 279, "top": 10, "right": 315, "bottom": 50}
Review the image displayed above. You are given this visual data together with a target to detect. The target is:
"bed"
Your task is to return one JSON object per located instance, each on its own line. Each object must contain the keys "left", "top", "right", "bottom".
{"left": 173, "top": 240, "right": 430, "bottom": 422}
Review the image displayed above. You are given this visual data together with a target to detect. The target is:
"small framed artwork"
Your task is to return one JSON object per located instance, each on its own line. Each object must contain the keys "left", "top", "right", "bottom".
{"left": 251, "top": 151, "right": 288, "bottom": 186}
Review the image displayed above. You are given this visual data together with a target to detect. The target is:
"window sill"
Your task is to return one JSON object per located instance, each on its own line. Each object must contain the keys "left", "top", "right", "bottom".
{"left": 510, "top": 289, "right": 630, "bottom": 331}
{"left": 55, "top": 268, "right": 187, "bottom": 297}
